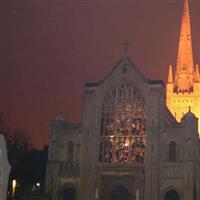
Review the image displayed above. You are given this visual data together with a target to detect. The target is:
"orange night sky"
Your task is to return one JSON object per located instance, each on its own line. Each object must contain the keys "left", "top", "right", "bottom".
{"left": 2, "top": 0, "right": 200, "bottom": 148}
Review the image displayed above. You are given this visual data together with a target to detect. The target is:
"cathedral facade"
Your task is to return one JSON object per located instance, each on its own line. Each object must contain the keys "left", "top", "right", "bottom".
{"left": 45, "top": 0, "right": 200, "bottom": 199}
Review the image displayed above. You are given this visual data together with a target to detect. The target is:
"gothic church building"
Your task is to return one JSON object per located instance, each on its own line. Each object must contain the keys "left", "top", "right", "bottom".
{"left": 45, "top": 0, "right": 200, "bottom": 199}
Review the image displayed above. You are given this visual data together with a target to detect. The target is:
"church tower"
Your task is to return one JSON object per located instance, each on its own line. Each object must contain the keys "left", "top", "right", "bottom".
{"left": 166, "top": 0, "right": 200, "bottom": 133}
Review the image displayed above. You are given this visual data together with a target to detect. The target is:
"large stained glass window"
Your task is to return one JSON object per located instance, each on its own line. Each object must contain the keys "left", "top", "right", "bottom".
{"left": 99, "top": 81, "right": 147, "bottom": 164}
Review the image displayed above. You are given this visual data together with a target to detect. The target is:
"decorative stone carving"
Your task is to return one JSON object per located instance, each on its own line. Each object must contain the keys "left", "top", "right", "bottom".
{"left": 161, "top": 163, "right": 184, "bottom": 178}
{"left": 58, "top": 161, "right": 80, "bottom": 177}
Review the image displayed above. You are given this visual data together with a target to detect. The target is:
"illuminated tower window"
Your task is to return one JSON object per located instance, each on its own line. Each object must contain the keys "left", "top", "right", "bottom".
{"left": 99, "top": 81, "right": 147, "bottom": 164}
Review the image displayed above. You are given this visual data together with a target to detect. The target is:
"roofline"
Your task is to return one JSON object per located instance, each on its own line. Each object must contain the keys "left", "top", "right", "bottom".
{"left": 148, "top": 79, "right": 165, "bottom": 86}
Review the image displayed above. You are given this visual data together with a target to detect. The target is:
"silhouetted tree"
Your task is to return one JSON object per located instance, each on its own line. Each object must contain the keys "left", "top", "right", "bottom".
{"left": 0, "top": 113, "right": 48, "bottom": 199}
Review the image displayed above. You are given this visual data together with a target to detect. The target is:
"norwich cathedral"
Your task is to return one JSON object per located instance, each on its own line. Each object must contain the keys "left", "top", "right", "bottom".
{"left": 45, "top": 0, "right": 200, "bottom": 199}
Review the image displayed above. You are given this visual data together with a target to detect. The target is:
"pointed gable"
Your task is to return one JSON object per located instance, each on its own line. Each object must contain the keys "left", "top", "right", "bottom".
{"left": 85, "top": 40, "right": 148, "bottom": 94}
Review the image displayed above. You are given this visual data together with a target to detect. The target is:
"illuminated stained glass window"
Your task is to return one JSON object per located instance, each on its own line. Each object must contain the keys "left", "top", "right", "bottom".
{"left": 99, "top": 81, "right": 147, "bottom": 164}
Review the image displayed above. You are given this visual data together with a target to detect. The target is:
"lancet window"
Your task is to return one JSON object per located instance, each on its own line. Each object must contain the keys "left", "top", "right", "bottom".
{"left": 99, "top": 81, "right": 147, "bottom": 164}
{"left": 169, "top": 141, "right": 176, "bottom": 162}
{"left": 76, "top": 144, "right": 81, "bottom": 162}
{"left": 67, "top": 142, "right": 74, "bottom": 162}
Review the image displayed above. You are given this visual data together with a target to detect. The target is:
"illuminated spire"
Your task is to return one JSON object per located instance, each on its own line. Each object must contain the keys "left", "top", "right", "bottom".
{"left": 167, "top": 65, "right": 173, "bottom": 83}
{"left": 175, "top": 0, "right": 194, "bottom": 91}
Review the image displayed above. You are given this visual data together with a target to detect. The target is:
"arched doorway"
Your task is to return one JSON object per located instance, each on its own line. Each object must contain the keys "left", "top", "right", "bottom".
{"left": 63, "top": 187, "right": 75, "bottom": 200}
{"left": 165, "top": 190, "right": 179, "bottom": 200}
{"left": 111, "top": 185, "right": 129, "bottom": 200}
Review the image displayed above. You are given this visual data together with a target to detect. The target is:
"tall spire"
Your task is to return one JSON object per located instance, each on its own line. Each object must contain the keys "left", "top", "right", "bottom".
{"left": 175, "top": 0, "right": 194, "bottom": 91}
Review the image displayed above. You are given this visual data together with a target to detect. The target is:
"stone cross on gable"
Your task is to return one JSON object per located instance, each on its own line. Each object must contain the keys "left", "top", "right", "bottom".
{"left": 122, "top": 40, "right": 129, "bottom": 57}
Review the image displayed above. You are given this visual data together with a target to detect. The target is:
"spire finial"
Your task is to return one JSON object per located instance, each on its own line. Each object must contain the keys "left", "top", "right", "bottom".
{"left": 122, "top": 40, "right": 129, "bottom": 57}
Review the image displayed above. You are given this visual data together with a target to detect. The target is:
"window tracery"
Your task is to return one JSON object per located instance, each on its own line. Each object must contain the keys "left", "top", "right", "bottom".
{"left": 99, "top": 81, "right": 147, "bottom": 164}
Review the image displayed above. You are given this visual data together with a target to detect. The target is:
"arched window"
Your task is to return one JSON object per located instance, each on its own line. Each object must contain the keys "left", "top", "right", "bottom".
{"left": 169, "top": 141, "right": 176, "bottom": 161}
{"left": 99, "top": 81, "right": 147, "bottom": 164}
{"left": 59, "top": 145, "right": 65, "bottom": 160}
{"left": 67, "top": 142, "right": 74, "bottom": 162}
{"left": 186, "top": 138, "right": 192, "bottom": 159}
{"left": 76, "top": 144, "right": 80, "bottom": 162}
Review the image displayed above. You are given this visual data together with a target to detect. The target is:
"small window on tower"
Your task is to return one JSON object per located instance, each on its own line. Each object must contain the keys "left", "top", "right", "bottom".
{"left": 122, "top": 64, "right": 127, "bottom": 74}
{"left": 182, "top": 64, "right": 186, "bottom": 70}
